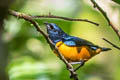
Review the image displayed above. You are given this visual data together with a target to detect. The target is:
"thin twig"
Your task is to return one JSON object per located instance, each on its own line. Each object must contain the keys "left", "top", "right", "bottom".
{"left": 8, "top": 10, "right": 79, "bottom": 80}
{"left": 90, "top": 0, "right": 110, "bottom": 25}
{"left": 55, "top": 47, "right": 78, "bottom": 80}
{"left": 90, "top": 0, "right": 120, "bottom": 39}
{"left": 103, "top": 38, "right": 120, "bottom": 50}
{"left": 32, "top": 15, "right": 99, "bottom": 26}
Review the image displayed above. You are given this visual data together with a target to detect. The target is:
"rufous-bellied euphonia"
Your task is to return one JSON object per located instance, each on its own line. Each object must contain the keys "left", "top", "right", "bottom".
{"left": 44, "top": 22, "right": 111, "bottom": 70}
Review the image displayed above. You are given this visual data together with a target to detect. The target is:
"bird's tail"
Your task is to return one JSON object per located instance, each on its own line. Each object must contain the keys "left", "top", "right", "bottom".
{"left": 101, "top": 47, "right": 111, "bottom": 51}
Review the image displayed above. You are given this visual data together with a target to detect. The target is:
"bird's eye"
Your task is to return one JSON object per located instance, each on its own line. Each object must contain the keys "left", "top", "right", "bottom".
{"left": 49, "top": 24, "right": 54, "bottom": 29}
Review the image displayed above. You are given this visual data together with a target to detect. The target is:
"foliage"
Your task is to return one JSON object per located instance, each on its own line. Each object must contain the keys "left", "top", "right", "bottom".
{"left": 3, "top": 0, "right": 120, "bottom": 80}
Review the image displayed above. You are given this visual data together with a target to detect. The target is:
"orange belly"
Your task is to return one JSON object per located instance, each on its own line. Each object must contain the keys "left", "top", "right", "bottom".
{"left": 55, "top": 41, "right": 101, "bottom": 62}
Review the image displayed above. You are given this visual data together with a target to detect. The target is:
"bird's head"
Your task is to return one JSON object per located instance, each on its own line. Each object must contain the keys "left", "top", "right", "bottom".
{"left": 44, "top": 22, "right": 63, "bottom": 35}
{"left": 44, "top": 22, "right": 67, "bottom": 43}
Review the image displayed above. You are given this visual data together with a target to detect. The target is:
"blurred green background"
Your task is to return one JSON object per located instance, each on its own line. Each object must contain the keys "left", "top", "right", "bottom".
{"left": 1, "top": 0, "right": 120, "bottom": 80}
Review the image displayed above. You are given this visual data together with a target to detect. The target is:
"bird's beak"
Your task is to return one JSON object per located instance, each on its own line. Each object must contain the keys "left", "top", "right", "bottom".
{"left": 44, "top": 22, "right": 52, "bottom": 30}
{"left": 44, "top": 22, "right": 49, "bottom": 25}
{"left": 44, "top": 22, "right": 50, "bottom": 29}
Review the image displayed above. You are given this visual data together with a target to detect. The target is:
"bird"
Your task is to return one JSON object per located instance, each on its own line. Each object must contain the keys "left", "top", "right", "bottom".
{"left": 44, "top": 22, "right": 111, "bottom": 71}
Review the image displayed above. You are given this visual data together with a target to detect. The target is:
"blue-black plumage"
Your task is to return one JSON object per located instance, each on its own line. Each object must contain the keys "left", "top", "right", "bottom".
{"left": 44, "top": 22, "right": 111, "bottom": 51}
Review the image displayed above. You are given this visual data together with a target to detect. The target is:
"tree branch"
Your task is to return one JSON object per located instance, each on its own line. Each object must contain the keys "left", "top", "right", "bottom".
{"left": 102, "top": 38, "right": 120, "bottom": 50}
{"left": 8, "top": 10, "right": 79, "bottom": 80}
{"left": 90, "top": 0, "right": 120, "bottom": 39}
{"left": 32, "top": 14, "right": 99, "bottom": 26}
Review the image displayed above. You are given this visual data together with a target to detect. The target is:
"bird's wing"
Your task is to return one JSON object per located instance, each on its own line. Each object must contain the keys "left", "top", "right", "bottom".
{"left": 63, "top": 36, "right": 100, "bottom": 50}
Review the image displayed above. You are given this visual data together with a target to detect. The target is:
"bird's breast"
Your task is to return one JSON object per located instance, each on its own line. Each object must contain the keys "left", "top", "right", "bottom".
{"left": 55, "top": 41, "right": 100, "bottom": 62}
